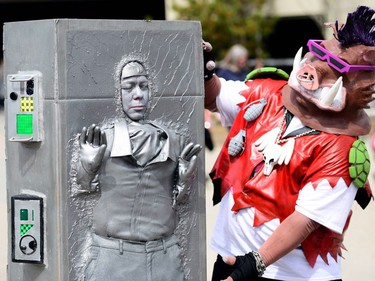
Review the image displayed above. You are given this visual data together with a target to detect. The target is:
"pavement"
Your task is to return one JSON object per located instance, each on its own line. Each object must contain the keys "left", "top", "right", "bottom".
{"left": 1, "top": 108, "right": 375, "bottom": 280}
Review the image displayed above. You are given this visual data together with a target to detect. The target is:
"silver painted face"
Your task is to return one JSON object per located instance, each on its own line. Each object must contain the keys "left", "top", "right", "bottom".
{"left": 121, "top": 74, "right": 150, "bottom": 121}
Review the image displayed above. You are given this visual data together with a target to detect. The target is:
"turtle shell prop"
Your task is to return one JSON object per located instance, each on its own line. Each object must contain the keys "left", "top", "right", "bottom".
{"left": 349, "top": 139, "right": 371, "bottom": 188}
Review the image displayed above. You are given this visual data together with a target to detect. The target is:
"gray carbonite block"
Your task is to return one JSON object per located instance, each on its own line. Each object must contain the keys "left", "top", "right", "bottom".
{"left": 4, "top": 19, "right": 205, "bottom": 281}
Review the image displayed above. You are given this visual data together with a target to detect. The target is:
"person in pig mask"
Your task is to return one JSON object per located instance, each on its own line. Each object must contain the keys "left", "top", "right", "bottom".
{"left": 203, "top": 5, "right": 375, "bottom": 281}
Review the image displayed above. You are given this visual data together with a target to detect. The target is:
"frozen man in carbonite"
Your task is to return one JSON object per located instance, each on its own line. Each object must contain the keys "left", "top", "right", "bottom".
{"left": 71, "top": 57, "right": 202, "bottom": 281}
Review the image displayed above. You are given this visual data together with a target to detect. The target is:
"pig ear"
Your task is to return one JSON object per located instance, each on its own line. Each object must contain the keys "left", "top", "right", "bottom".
{"left": 324, "top": 21, "right": 344, "bottom": 38}
{"left": 363, "top": 48, "right": 375, "bottom": 65}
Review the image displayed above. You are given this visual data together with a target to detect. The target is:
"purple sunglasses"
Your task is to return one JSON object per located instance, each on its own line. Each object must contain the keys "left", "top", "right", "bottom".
{"left": 307, "top": 39, "right": 375, "bottom": 73}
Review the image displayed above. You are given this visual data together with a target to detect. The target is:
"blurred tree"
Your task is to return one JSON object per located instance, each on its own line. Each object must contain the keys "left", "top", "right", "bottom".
{"left": 172, "top": 0, "right": 278, "bottom": 60}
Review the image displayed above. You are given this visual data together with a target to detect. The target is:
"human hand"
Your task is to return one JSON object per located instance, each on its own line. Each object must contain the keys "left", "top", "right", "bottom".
{"left": 174, "top": 142, "right": 202, "bottom": 204}
{"left": 203, "top": 41, "right": 216, "bottom": 81}
{"left": 76, "top": 124, "right": 107, "bottom": 191}
{"left": 221, "top": 252, "right": 264, "bottom": 281}
{"left": 221, "top": 256, "right": 236, "bottom": 281}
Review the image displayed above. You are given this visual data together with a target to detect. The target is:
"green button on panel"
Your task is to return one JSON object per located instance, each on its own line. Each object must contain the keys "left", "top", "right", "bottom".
{"left": 16, "top": 114, "right": 33, "bottom": 135}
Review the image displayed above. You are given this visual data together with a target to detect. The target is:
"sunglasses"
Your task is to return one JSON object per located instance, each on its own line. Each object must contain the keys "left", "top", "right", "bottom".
{"left": 307, "top": 39, "right": 375, "bottom": 73}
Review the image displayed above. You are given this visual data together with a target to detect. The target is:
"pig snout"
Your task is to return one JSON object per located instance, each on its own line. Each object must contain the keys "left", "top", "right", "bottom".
{"left": 296, "top": 64, "right": 319, "bottom": 91}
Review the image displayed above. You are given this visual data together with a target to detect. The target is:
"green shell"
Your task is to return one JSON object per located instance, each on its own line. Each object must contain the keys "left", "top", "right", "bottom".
{"left": 348, "top": 139, "right": 371, "bottom": 188}
{"left": 246, "top": 67, "right": 289, "bottom": 81}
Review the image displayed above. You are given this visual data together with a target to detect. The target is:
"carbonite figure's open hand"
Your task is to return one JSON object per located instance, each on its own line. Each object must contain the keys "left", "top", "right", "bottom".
{"left": 76, "top": 124, "right": 107, "bottom": 193}
{"left": 173, "top": 142, "right": 202, "bottom": 206}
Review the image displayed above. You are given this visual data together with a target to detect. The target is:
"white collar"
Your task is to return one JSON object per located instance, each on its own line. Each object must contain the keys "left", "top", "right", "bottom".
{"left": 111, "top": 119, "right": 132, "bottom": 157}
{"left": 283, "top": 116, "right": 304, "bottom": 138}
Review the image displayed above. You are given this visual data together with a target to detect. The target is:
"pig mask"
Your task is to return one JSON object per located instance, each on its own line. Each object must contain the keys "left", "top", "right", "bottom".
{"left": 283, "top": 5, "right": 375, "bottom": 136}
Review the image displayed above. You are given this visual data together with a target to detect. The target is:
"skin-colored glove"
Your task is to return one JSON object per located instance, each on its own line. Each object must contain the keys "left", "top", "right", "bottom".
{"left": 173, "top": 142, "right": 202, "bottom": 206}
{"left": 76, "top": 124, "right": 107, "bottom": 193}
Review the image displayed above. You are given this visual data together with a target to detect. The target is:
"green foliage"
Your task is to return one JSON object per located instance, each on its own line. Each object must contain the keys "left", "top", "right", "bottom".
{"left": 172, "top": 0, "right": 278, "bottom": 59}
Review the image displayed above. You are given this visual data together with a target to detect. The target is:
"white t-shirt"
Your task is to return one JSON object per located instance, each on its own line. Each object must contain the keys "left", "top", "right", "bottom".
{"left": 210, "top": 78, "right": 357, "bottom": 280}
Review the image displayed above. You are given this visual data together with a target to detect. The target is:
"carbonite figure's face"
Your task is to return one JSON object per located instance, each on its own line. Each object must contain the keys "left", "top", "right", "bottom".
{"left": 121, "top": 74, "right": 150, "bottom": 122}
{"left": 120, "top": 60, "right": 150, "bottom": 122}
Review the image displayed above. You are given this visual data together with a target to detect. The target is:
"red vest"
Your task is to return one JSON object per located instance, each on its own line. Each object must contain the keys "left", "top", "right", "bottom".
{"left": 210, "top": 78, "right": 357, "bottom": 267}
